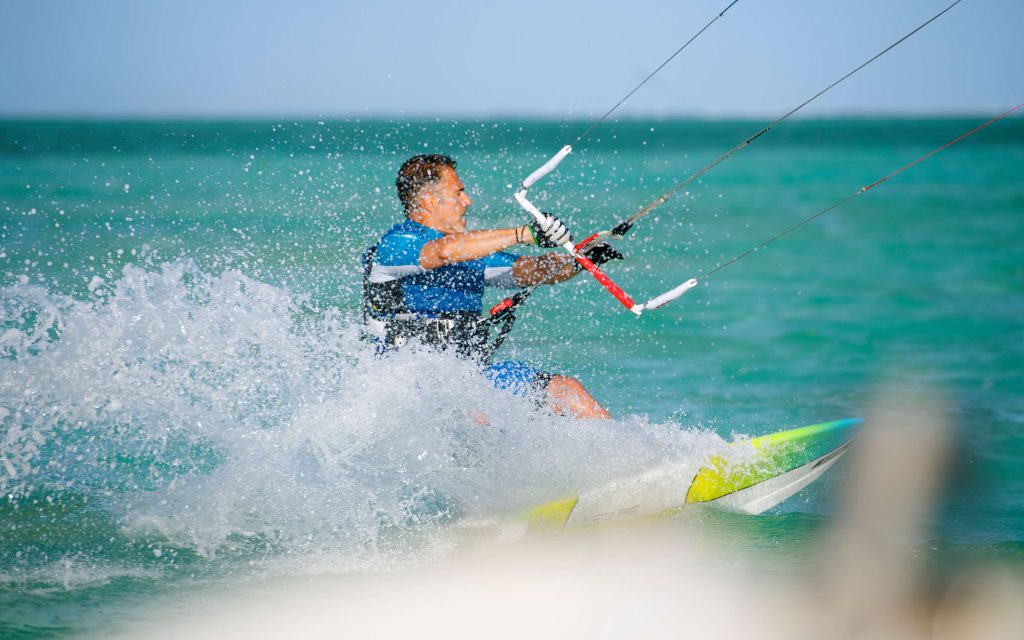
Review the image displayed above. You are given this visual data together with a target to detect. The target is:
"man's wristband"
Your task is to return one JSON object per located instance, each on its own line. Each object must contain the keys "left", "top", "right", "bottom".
{"left": 516, "top": 225, "right": 537, "bottom": 246}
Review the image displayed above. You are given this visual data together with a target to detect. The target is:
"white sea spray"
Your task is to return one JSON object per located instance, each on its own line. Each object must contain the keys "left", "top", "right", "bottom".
{"left": 1, "top": 259, "right": 724, "bottom": 573}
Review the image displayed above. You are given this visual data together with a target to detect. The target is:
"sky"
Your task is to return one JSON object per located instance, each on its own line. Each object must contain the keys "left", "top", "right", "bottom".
{"left": 0, "top": 0, "right": 1020, "bottom": 118}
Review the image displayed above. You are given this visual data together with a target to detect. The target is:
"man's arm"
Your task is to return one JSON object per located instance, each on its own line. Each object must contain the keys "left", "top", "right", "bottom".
{"left": 512, "top": 240, "right": 625, "bottom": 287}
{"left": 419, "top": 227, "right": 579, "bottom": 286}
{"left": 511, "top": 254, "right": 581, "bottom": 287}
{"left": 419, "top": 227, "right": 529, "bottom": 270}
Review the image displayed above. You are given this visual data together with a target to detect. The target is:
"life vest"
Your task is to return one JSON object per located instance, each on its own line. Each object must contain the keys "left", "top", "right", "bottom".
{"left": 362, "top": 245, "right": 490, "bottom": 360}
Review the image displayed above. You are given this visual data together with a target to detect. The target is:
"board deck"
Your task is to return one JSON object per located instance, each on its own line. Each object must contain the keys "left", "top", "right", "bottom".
{"left": 499, "top": 418, "right": 861, "bottom": 533}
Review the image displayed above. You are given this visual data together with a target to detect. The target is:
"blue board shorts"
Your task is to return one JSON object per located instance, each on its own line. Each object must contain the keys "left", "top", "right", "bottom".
{"left": 483, "top": 360, "right": 553, "bottom": 400}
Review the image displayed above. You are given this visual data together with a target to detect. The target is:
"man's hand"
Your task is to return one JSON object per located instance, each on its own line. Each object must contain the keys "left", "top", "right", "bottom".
{"left": 526, "top": 212, "right": 572, "bottom": 248}
{"left": 581, "top": 240, "right": 624, "bottom": 266}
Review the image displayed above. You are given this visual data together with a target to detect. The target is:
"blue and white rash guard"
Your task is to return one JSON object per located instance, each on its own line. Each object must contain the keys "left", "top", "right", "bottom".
{"left": 363, "top": 218, "right": 552, "bottom": 398}
{"left": 366, "top": 219, "right": 519, "bottom": 317}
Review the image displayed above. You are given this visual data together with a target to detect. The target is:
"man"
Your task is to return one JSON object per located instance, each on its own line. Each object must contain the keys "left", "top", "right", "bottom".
{"left": 363, "top": 154, "right": 618, "bottom": 419}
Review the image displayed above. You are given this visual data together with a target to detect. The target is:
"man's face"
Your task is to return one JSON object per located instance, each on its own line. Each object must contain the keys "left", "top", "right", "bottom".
{"left": 427, "top": 166, "right": 473, "bottom": 233}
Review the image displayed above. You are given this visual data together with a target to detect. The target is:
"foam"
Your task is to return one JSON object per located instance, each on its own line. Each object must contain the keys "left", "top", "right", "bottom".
{"left": 1, "top": 260, "right": 725, "bottom": 574}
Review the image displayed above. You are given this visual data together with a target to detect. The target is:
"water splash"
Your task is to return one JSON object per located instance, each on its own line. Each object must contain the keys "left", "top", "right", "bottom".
{"left": 1, "top": 260, "right": 724, "bottom": 582}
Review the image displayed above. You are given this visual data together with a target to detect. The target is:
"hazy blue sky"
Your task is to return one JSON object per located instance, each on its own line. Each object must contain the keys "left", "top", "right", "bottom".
{"left": 1, "top": 0, "right": 1020, "bottom": 118}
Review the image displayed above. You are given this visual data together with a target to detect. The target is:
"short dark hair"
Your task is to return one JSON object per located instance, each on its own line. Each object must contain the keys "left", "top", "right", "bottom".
{"left": 396, "top": 154, "right": 456, "bottom": 212}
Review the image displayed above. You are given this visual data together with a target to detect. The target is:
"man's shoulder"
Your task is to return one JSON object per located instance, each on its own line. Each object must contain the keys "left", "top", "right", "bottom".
{"left": 374, "top": 219, "right": 436, "bottom": 265}
{"left": 380, "top": 218, "right": 439, "bottom": 241}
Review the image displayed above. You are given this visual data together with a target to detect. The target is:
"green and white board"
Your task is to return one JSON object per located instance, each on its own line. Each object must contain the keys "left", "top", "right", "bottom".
{"left": 495, "top": 418, "right": 861, "bottom": 533}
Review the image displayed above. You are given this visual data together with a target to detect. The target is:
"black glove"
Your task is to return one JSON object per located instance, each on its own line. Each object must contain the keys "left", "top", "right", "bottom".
{"left": 582, "top": 240, "right": 624, "bottom": 265}
{"left": 528, "top": 212, "right": 573, "bottom": 248}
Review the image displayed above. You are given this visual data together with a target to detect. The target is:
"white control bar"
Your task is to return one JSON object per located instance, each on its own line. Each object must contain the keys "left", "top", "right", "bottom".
{"left": 521, "top": 145, "right": 573, "bottom": 190}
{"left": 515, "top": 148, "right": 697, "bottom": 316}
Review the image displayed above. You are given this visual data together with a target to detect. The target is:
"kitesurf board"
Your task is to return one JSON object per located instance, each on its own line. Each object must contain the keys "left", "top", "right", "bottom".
{"left": 502, "top": 418, "right": 861, "bottom": 533}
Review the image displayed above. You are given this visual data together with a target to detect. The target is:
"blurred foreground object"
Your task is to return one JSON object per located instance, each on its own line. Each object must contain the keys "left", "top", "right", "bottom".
{"left": 115, "top": 388, "right": 1022, "bottom": 640}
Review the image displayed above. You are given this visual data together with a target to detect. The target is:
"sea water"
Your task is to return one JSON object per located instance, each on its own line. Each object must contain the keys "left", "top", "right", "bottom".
{"left": 2, "top": 118, "right": 1023, "bottom": 636}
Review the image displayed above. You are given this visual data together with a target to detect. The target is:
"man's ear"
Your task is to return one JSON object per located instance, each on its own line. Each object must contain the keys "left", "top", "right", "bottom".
{"left": 418, "top": 189, "right": 435, "bottom": 212}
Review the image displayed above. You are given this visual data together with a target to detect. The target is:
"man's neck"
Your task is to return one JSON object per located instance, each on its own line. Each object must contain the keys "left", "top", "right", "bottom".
{"left": 407, "top": 209, "right": 441, "bottom": 232}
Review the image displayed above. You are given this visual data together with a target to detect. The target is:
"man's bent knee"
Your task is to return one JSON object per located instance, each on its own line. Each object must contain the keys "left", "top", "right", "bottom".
{"left": 547, "top": 375, "right": 612, "bottom": 420}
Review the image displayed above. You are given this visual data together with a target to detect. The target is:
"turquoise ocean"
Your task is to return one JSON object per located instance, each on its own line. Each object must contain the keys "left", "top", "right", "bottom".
{"left": 2, "top": 117, "right": 1023, "bottom": 636}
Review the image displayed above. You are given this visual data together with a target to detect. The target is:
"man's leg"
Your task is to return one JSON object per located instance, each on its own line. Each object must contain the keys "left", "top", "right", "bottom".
{"left": 484, "top": 361, "right": 611, "bottom": 419}
{"left": 546, "top": 375, "right": 611, "bottom": 420}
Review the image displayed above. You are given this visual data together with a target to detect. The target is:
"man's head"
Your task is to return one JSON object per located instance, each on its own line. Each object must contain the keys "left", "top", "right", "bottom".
{"left": 396, "top": 154, "right": 472, "bottom": 233}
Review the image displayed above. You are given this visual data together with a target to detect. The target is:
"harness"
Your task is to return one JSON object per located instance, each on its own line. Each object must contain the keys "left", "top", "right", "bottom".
{"left": 362, "top": 245, "right": 521, "bottom": 362}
